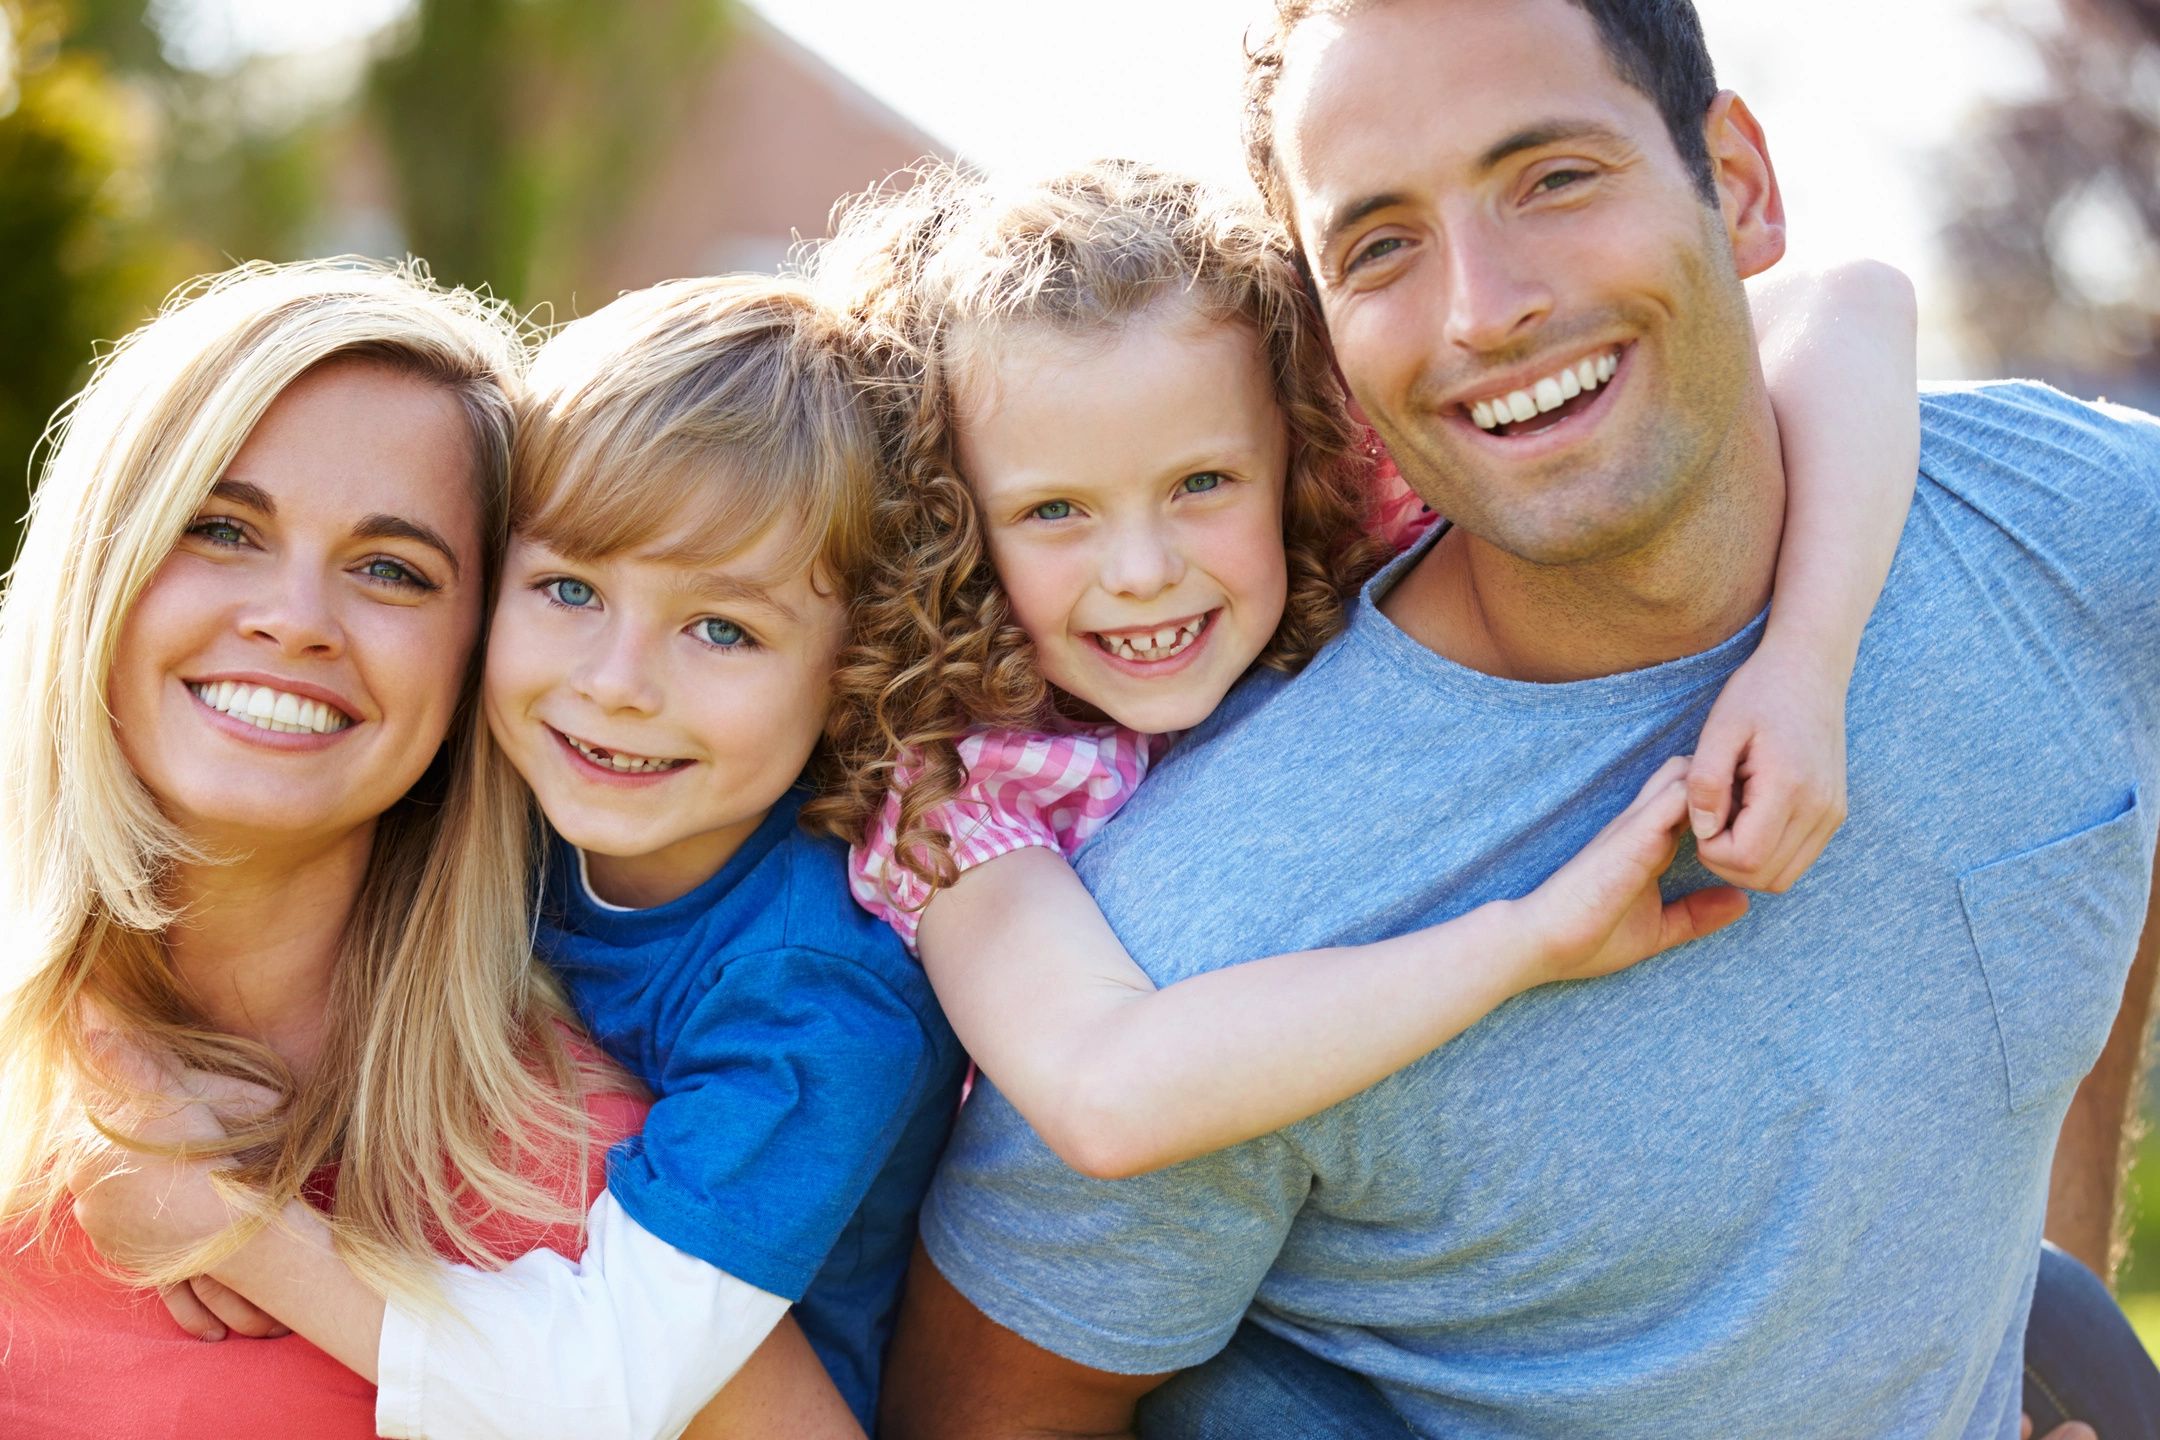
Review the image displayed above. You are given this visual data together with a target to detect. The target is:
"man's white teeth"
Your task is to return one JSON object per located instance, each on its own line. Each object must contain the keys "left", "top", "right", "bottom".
{"left": 1469, "top": 349, "right": 1621, "bottom": 430}
{"left": 1096, "top": 615, "right": 1206, "bottom": 662}
{"left": 566, "top": 734, "right": 683, "bottom": 774}
{"left": 189, "top": 681, "right": 351, "bottom": 735}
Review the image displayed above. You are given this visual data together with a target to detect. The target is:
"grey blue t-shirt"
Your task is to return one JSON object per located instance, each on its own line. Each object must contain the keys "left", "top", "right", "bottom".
{"left": 917, "top": 383, "right": 2160, "bottom": 1438}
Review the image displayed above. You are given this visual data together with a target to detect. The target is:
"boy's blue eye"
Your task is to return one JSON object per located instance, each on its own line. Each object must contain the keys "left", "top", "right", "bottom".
{"left": 546, "top": 578, "right": 596, "bottom": 608}
{"left": 1180, "top": 472, "right": 1225, "bottom": 495}
{"left": 1030, "top": 500, "right": 1073, "bottom": 521}
{"left": 699, "top": 618, "right": 749, "bottom": 648}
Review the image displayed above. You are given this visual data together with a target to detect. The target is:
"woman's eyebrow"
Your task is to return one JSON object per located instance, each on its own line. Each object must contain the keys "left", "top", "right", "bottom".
{"left": 209, "top": 477, "right": 276, "bottom": 513}
{"left": 354, "top": 513, "right": 464, "bottom": 581}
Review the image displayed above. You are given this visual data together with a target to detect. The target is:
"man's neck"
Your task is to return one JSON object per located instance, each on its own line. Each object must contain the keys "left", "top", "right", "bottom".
{"left": 1385, "top": 391, "right": 1787, "bottom": 683}
{"left": 162, "top": 824, "right": 376, "bottom": 1077}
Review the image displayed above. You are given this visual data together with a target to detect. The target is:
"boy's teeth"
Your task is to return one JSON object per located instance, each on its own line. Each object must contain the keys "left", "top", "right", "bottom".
{"left": 566, "top": 734, "right": 683, "bottom": 774}
{"left": 1468, "top": 349, "right": 1620, "bottom": 430}
{"left": 189, "top": 682, "right": 351, "bottom": 735}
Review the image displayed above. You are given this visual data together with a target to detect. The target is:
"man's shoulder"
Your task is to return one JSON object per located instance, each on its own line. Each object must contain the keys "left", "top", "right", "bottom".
{"left": 1920, "top": 378, "right": 2160, "bottom": 486}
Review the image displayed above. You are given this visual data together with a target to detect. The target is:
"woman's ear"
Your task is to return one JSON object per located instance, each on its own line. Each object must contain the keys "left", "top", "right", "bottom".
{"left": 1705, "top": 91, "right": 1787, "bottom": 280}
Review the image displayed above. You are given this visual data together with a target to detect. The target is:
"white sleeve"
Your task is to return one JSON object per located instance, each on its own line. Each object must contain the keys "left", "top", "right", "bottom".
{"left": 373, "top": 1191, "right": 791, "bottom": 1440}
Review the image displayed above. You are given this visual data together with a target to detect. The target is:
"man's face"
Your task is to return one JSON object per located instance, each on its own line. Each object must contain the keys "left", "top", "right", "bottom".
{"left": 1276, "top": 0, "right": 1778, "bottom": 565}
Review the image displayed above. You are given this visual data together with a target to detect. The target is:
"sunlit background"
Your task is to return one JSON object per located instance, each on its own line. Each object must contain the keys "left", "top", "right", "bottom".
{"left": 7, "top": 0, "right": 2160, "bottom": 1341}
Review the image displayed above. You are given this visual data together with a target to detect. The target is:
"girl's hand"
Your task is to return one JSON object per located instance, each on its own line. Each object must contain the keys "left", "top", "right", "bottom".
{"left": 66, "top": 1041, "right": 288, "bottom": 1341}
{"left": 1687, "top": 644, "right": 1849, "bottom": 894}
{"left": 1520, "top": 757, "right": 1751, "bottom": 986}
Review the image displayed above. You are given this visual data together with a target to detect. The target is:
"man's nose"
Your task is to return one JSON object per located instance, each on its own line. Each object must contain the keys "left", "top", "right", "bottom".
{"left": 237, "top": 562, "right": 344, "bottom": 659}
{"left": 1440, "top": 214, "right": 1554, "bottom": 354}
{"left": 569, "top": 623, "right": 665, "bottom": 715}
{"left": 1098, "top": 520, "right": 1185, "bottom": 600}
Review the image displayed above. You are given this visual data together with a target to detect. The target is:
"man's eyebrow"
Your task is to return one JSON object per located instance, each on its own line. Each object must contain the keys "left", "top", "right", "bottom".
{"left": 1476, "top": 119, "right": 1632, "bottom": 173}
{"left": 1317, "top": 191, "right": 1408, "bottom": 253}
{"left": 208, "top": 478, "right": 275, "bottom": 514}
{"left": 354, "top": 514, "right": 464, "bottom": 581}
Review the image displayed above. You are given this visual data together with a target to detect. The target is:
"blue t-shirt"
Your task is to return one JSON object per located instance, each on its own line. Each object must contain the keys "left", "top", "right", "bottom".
{"left": 540, "top": 787, "right": 963, "bottom": 1430}
{"left": 918, "top": 383, "right": 2160, "bottom": 1438}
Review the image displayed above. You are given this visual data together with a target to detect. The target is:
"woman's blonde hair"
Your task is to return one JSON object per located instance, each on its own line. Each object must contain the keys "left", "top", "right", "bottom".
{"left": 804, "top": 158, "right": 1390, "bottom": 897}
{"left": 0, "top": 259, "right": 598, "bottom": 1301}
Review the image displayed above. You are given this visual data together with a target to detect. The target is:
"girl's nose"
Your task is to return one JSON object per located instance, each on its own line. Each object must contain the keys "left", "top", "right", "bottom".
{"left": 1098, "top": 522, "right": 1185, "bottom": 601}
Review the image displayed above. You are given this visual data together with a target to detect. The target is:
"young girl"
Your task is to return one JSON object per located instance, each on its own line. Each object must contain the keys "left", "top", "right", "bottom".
{"left": 809, "top": 158, "right": 1921, "bottom": 1182}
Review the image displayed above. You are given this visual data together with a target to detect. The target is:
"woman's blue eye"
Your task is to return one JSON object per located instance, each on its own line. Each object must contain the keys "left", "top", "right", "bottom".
{"left": 363, "top": 557, "right": 433, "bottom": 591}
{"left": 546, "top": 578, "right": 597, "bottom": 608}
{"left": 698, "top": 618, "right": 749, "bottom": 648}
{"left": 1180, "top": 472, "right": 1225, "bottom": 495}
{"left": 1030, "top": 500, "right": 1073, "bottom": 521}
{"left": 189, "top": 518, "right": 247, "bottom": 547}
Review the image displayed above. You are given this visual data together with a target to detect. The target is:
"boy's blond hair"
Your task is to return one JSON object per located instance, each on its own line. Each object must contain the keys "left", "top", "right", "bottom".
{"left": 514, "top": 276, "right": 877, "bottom": 596}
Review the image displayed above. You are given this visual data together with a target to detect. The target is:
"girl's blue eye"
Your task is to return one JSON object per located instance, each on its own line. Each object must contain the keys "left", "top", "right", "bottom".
{"left": 1030, "top": 500, "right": 1073, "bottom": 521}
{"left": 698, "top": 618, "right": 749, "bottom": 648}
{"left": 546, "top": 578, "right": 597, "bottom": 608}
{"left": 1180, "top": 472, "right": 1225, "bottom": 495}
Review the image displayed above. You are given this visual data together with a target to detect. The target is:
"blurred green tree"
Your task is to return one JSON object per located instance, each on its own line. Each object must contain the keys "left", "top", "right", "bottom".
{"left": 367, "top": 0, "right": 730, "bottom": 305}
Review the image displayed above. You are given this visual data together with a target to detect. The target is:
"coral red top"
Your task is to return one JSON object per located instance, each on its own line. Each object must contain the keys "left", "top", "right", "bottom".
{"left": 0, "top": 1065, "right": 647, "bottom": 1440}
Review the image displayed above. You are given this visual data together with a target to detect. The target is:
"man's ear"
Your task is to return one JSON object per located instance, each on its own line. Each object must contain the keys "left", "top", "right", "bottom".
{"left": 1704, "top": 91, "right": 1786, "bottom": 279}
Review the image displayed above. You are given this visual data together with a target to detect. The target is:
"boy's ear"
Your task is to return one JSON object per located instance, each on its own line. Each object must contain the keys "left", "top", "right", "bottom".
{"left": 1705, "top": 91, "right": 1786, "bottom": 280}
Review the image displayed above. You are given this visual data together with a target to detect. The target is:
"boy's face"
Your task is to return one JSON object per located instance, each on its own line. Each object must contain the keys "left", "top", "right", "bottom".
{"left": 485, "top": 519, "right": 846, "bottom": 907}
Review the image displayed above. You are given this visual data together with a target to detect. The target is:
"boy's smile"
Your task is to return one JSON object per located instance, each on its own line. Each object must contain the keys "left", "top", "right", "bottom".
{"left": 485, "top": 523, "right": 846, "bottom": 909}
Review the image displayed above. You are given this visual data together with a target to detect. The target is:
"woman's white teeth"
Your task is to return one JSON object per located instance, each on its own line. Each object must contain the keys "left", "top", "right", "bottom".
{"left": 189, "top": 681, "right": 351, "bottom": 735}
{"left": 1469, "top": 349, "right": 1620, "bottom": 430}
{"left": 567, "top": 734, "right": 683, "bottom": 774}
{"left": 1097, "top": 615, "right": 1206, "bottom": 662}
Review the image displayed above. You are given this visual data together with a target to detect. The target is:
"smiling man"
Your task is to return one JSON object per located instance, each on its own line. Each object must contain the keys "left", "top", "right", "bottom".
{"left": 880, "top": 2, "right": 2160, "bottom": 1436}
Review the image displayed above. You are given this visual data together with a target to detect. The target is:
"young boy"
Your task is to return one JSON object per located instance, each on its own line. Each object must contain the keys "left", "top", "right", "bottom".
{"left": 97, "top": 275, "right": 963, "bottom": 1439}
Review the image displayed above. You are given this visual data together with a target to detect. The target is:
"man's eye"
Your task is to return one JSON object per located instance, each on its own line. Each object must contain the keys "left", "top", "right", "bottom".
{"left": 1180, "top": 472, "right": 1226, "bottom": 495}
{"left": 1348, "top": 236, "right": 1405, "bottom": 272}
{"left": 697, "top": 618, "right": 750, "bottom": 649}
{"left": 1030, "top": 500, "right": 1074, "bottom": 521}
{"left": 1534, "top": 168, "right": 1591, "bottom": 194}
{"left": 543, "top": 578, "right": 597, "bottom": 608}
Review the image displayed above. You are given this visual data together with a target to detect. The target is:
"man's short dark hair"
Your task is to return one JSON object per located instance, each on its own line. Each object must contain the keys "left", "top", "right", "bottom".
{"left": 1242, "top": 0, "right": 1722, "bottom": 225}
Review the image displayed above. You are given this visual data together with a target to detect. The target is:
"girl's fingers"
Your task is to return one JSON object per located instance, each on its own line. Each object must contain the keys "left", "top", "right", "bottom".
{"left": 188, "top": 1275, "right": 287, "bottom": 1339}
{"left": 159, "top": 1282, "right": 227, "bottom": 1343}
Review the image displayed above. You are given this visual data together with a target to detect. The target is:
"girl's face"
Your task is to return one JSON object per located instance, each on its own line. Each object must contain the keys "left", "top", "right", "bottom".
{"left": 108, "top": 360, "right": 486, "bottom": 853}
{"left": 958, "top": 307, "right": 1291, "bottom": 735}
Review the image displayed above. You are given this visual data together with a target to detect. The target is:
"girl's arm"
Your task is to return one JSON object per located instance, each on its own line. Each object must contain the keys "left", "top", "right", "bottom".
{"left": 1688, "top": 260, "right": 1920, "bottom": 891}
{"left": 916, "top": 757, "right": 1748, "bottom": 1181}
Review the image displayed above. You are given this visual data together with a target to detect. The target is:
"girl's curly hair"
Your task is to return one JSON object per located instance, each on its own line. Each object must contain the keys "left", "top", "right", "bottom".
{"left": 801, "top": 158, "right": 1391, "bottom": 904}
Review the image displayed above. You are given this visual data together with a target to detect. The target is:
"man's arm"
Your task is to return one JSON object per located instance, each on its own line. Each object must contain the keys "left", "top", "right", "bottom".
{"left": 2046, "top": 839, "right": 2160, "bottom": 1279}
{"left": 879, "top": 1242, "right": 1172, "bottom": 1440}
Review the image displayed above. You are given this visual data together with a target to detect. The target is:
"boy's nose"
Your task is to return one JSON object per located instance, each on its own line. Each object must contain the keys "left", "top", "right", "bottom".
{"left": 570, "top": 628, "right": 665, "bottom": 715}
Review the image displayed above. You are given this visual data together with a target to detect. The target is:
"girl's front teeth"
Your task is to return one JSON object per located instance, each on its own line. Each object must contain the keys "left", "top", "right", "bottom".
{"left": 566, "top": 734, "right": 685, "bottom": 774}
{"left": 1096, "top": 615, "right": 1206, "bottom": 662}
{"left": 189, "top": 681, "right": 350, "bottom": 735}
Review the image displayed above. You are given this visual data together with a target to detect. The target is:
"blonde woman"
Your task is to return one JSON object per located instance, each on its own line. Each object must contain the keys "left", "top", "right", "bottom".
{"left": 0, "top": 261, "right": 828, "bottom": 1438}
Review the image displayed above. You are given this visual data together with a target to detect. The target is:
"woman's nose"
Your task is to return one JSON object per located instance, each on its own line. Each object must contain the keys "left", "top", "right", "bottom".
{"left": 236, "top": 564, "right": 344, "bottom": 658}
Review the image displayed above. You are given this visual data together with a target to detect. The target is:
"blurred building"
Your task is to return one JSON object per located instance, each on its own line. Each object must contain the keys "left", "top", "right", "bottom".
{"left": 312, "top": 7, "right": 945, "bottom": 300}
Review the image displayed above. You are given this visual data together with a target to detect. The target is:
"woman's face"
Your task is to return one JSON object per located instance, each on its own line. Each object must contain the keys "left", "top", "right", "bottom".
{"left": 108, "top": 359, "right": 487, "bottom": 852}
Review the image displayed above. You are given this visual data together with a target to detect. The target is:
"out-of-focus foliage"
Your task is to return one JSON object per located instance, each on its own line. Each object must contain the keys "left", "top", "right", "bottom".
{"left": 0, "top": 1, "right": 181, "bottom": 543}
{"left": 368, "top": 0, "right": 729, "bottom": 304}
{"left": 1941, "top": 0, "right": 2160, "bottom": 396}
{"left": 0, "top": 0, "right": 733, "bottom": 563}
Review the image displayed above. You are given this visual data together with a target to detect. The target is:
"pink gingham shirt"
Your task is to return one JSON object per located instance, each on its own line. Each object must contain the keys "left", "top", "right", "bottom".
{"left": 847, "top": 434, "right": 1435, "bottom": 952}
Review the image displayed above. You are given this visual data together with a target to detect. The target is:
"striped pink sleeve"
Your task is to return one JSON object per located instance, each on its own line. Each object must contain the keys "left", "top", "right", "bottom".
{"left": 1362, "top": 427, "right": 1442, "bottom": 553}
{"left": 848, "top": 725, "right": 1158, "bottom": 952}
